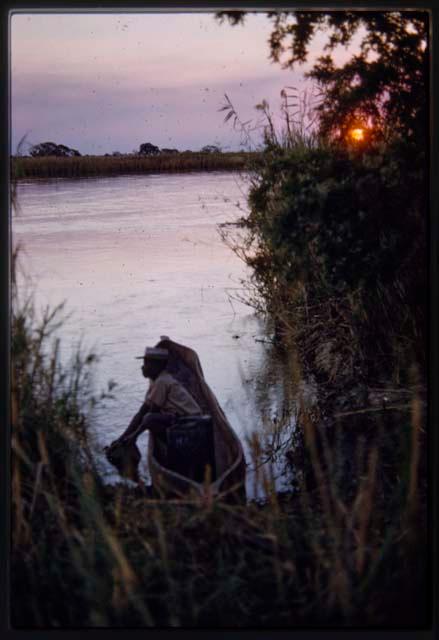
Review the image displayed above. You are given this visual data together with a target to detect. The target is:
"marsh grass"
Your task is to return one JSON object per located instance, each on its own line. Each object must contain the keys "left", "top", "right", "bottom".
{"left": 10, "top": 270, "right": 428, "bottom": 627}
{"left": 11, "top": 152, "right": 254, "bottom": 180}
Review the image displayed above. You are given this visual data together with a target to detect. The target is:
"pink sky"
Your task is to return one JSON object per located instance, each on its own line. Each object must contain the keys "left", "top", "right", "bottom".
{"left": 11, "top": 12, "right": 356, "bottom": 155}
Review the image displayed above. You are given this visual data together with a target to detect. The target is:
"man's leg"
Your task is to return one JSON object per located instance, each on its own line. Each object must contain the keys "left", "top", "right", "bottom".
{"left": 141, "top": 413, "right": 175, "bottom": 466}
{"left": 139, "top": 412, "right": 175, "bottom": 437}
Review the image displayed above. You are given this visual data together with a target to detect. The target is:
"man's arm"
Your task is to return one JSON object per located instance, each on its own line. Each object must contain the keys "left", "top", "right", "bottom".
{"left": 118, "top": 402, "right": 150, "bottom": 441}
{"left": 122, "top": 401, "right": 163, "bottom": 442}
{"left": 118, "top": 399, "right": 165, "bottom": 442}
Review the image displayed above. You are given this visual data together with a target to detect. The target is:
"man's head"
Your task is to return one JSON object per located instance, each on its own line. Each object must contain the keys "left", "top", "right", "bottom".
{"left": 135, "top": 347, "right": 169, "bottom": 379}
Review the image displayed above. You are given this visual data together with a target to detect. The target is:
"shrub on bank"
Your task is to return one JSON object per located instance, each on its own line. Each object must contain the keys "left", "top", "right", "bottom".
{"left": 216, "top": 94, "right": 429, "bottom": 626}
{"left": 236, "top": 137, "right": 427, "bottom": 381}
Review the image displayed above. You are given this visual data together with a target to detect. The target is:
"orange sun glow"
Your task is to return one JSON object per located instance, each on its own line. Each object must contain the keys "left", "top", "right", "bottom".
{"left": 349, "top": 127, "right": 365, "bottom": 142}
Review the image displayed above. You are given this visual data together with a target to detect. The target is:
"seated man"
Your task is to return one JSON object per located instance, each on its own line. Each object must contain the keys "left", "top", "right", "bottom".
{"left": 115, "top": 346, "right": 202, "bottom": 446}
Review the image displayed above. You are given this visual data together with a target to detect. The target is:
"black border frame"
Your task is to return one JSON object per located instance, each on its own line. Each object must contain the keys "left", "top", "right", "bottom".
{"left": 1, "top": 2, "right": 437, "bottom": 638}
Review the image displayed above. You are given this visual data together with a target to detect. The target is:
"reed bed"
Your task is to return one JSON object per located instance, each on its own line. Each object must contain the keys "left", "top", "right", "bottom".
{"left": 11, "top": 152, "right": 255, "bottom": 180}
{"left": 10, "top": 259, "right": 428, "bottom": 627}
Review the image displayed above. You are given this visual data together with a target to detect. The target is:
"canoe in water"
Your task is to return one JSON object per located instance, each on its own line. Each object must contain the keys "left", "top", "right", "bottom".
{"left": 147, "top": 337, "right": 246, "bottom": 503}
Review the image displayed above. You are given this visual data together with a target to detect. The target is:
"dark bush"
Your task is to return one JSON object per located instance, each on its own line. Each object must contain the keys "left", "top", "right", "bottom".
{"left": 239, "top": 137, "right": 427, "bottom": 376}
{"left": 30, "top": 141, "right": 81, "bottom": 157}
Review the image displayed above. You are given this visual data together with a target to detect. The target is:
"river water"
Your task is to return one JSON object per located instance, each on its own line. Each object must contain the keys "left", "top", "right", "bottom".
{"left": 13, "top": 171, "right": 294, "bottom": 495}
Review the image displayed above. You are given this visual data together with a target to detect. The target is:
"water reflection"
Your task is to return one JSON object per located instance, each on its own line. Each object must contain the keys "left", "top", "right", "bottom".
{"left": 231, "top": 329, "right": 304, "bottom": 497}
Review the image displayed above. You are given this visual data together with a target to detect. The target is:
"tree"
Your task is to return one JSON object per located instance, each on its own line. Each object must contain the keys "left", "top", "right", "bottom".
{"left": 216, "top": 10, "right": 427, "bottom": 369}
{"left": 30, "top": 141, "right": 81, "bottom": 157}
{"left": 216, "top": 11, "right": 428, "bottom": 145}
{"left": 200, "top": 144, "right": 222, "bottom": 153}
{"left": 139, "top": 142, "right": 160, "bottom": 156}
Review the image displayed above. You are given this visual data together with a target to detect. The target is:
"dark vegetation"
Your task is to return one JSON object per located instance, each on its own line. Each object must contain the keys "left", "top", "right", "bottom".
{"left": 216, "top": 8, "right": 428, "bottom": 398}
{"left": 139, "top": 142, "right": 161, "bottom": 155}
{"left": 11, "top": 151, "right": 253, "bottom": 180}
{"left": 10, "top": 268, "right": 428, "bottom": 627}
{"left": 217, "top": 10, "right": 428, "bottom": 144}
{"left": 11, "top": 9, "right": 429, "bottom": 628}
{"left": 234, "top": 138, "right": 427, "bottom": 374}
{"left": 29, "top": 141, "right": 82, "bottom": 157}
{"left": 217, "top": 6, "right": 429, "bottom": 626}
{"left": 12, "top": 140, "right": 249, "bottom": 179}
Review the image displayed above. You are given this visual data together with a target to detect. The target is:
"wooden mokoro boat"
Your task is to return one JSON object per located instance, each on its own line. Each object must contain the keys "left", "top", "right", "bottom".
{"left": 147, "top": 337, "right": 246, "bottom": 503}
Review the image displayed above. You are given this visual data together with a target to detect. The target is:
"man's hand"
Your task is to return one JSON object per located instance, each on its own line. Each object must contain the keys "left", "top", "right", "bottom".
{"left": 120, "top": 428, "right": 142, "bottom": 445}
{"left": 110, "top": 433, "right": 133, "bottom": 448}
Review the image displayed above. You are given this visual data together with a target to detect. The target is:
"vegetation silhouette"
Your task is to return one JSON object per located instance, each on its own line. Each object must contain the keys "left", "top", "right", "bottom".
{"left": 216, "top": 10, "right": 428, "bottom": 145}
{"left": 30, "top": 141, "right": 81, "bottom": 157}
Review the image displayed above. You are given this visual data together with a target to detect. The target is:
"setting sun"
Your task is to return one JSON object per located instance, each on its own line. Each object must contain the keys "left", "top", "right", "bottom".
{"left": 349, "top": 127, "right": 365, "bottom": 142}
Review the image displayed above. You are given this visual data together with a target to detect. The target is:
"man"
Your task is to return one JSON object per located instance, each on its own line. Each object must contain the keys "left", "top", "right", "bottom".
{"left": 115, "top": 346, "right": 202, "bottom": 446}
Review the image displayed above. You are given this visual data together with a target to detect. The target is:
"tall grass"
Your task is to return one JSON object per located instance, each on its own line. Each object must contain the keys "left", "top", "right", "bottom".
{"left": 11, "top": 151, "right": 254, "bottom": 180}
{"left": 218, "top": 88, "right": 428, "bottom": 624}
{"left": 10, "top": 266, "right": 428, "bottom": 626}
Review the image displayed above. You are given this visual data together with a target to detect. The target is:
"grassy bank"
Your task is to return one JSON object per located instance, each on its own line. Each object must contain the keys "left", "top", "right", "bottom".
{"left": 10, "top": 248, "right": 428, "bottom": 627}
{"left": 11, "top": 151, "right": 256, "bottom": 180}
{"left": 216, "top": 114, "right": 429, "bottom": 625}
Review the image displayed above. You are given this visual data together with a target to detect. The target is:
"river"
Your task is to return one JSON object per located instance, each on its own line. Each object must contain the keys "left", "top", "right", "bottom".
{"left": 13, "top": 171, "right": 294, "bottom": 496}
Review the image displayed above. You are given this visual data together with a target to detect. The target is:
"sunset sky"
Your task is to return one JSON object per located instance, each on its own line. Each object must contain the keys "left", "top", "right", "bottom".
{"left": 10, "top": 11, "right": 355, "bottom": 155}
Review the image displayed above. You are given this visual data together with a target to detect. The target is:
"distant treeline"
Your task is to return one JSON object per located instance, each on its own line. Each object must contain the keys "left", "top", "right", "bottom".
{"left": 11, "top": 151, "right": 257, "bottom": 180}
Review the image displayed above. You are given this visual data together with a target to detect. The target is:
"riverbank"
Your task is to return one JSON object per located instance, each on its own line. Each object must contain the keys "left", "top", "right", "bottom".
{"left": 278, "top": 305, "right": 428, "bottom": 627}
{"left": 11, "top": 284, "right": 428, "bottom": 627}
{"left": 212, "top": 132, "right": 429, "bottom": 625}
{"left": 11, "top": 151, "right": 257, "bottom": 180}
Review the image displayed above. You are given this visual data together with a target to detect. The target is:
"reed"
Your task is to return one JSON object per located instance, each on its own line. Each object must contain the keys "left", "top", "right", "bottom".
{"left": 11, "top": 152, "right": 255, "bottom": 180}
{"left": 10, "top": 274, "right": 427, "bottom": 626}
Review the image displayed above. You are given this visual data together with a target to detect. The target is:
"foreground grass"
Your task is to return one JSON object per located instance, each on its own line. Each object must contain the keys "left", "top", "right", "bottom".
{"left": 10, "top": 269, "right": 428, "bottom": 628}
{"left": 11, "top": 151, "right": 256, "bottom": 180}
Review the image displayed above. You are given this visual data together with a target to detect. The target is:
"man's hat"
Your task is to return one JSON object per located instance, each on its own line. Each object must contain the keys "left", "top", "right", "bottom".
{"left": 135, "top": 347, "right": 169, "bottom": 360}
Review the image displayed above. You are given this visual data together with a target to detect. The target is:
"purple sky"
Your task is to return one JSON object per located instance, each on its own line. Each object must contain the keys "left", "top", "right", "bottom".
{"left": 11, "top": 12, "right": 356, "bottom": 155}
